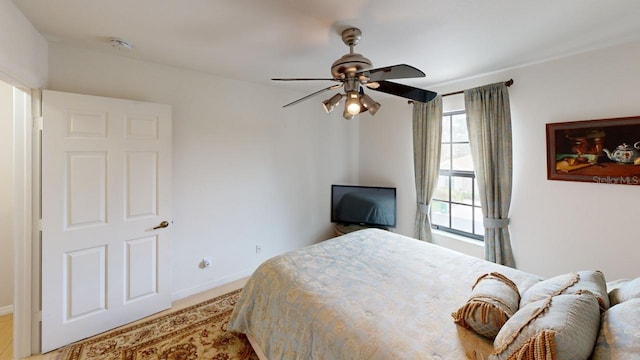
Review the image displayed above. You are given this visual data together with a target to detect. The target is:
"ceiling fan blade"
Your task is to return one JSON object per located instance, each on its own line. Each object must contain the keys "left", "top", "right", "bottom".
{"left": 282, "top": 84, "right": 342, "bottom": 108}
{"left": 359, "top": 64, "right": 425, "bottom": 82}
{"left": 369, "top": 80, "right": 437, "bottom": 103}
{"left": 272, "top": 77, "right": 340, "bottom": 82}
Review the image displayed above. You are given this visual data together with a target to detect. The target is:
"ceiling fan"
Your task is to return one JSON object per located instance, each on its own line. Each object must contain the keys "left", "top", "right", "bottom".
{"left": 273, "top": 27, "right": 438, "bottom": 120}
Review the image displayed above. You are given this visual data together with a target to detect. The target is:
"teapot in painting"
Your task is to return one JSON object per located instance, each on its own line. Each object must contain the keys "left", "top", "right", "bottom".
{"left": 602, "top": 142, "right": 640, "bottom": 164}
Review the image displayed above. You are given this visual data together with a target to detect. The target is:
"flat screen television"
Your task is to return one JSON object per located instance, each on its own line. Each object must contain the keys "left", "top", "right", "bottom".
{"left": 331, "top": 185, "right": 397, "bottom": 228}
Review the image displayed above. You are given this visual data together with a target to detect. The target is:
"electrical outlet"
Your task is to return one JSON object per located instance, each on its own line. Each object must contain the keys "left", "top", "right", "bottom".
{"left": 201, "top": 257, "right": 212, "bottom": 268}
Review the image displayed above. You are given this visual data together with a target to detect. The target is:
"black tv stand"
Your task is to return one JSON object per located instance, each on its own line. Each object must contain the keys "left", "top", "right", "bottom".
{"left": 334, "top": 223, "right": 390, "bottom": 236}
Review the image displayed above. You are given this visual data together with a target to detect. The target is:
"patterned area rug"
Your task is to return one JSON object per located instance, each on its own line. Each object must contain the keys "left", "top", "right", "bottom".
{"left": 58, "top": 289, "right": 258, "bottom": 360}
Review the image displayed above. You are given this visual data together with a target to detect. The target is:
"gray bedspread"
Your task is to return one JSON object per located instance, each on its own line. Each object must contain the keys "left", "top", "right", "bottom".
{"left": 228, "top": 229, "right": 541, "bottom": 359}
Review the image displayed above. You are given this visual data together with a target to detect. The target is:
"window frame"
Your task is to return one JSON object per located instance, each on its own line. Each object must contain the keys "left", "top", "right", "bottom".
{"left": 430, "top": 110, "right": 484, "bottom": 241}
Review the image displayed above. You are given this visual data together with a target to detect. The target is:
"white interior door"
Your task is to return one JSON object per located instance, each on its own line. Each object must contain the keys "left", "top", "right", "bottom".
{"left": 40, "top": 90, "right": 172, "bottom": 352}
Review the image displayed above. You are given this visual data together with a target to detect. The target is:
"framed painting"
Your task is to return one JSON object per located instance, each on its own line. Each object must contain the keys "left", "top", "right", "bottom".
{"left": 546, "top": 116, "right": 640, "bottom": 185}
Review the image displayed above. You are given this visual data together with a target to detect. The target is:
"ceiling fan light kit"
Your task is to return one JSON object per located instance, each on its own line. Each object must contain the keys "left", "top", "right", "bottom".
{"left": 360, "top": 93, "right": 381, "bottom": 115}
{"left": 342, "top": 107, "right": 356, "bottom": 120}
{"left": 345, "top": 92, "right": 362, "bottom": 115}
{"left": 322, "top": 93, "right": 344, "bottom": 113}
{"left": 273, "top": 27, "right": 437, "bottom": 120}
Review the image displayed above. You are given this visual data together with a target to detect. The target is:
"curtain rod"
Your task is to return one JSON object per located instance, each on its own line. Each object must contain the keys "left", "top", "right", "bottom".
{"left": 408, "top": 79, "right": 514, "bottom": 104}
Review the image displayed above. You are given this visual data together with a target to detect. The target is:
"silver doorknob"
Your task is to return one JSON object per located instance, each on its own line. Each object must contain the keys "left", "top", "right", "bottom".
{"left": 153, "top": 221, "right": 169, "bottom": 230}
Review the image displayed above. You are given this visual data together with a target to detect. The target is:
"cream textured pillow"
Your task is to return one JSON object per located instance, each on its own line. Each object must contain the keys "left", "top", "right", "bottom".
{"left": 520, "top": 270, "right": 609, "bottom": 310}
{"left": 490, "top": 292, "right": 601, "bottom": 360}
{"left": 592, "top": 298, "right": 640, "bottom": 359}
{"left": 608, "top": 277, "right": 640, "bottom": 306}
{"left": 452, "top": 272, "right": 520, "bottom": 339}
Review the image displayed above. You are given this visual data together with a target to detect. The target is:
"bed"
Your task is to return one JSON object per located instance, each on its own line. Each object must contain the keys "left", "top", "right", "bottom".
{"left": 228, "top": 229, "right": 545, "bottom": 359}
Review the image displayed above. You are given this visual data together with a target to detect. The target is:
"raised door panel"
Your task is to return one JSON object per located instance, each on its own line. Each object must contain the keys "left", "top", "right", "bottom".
{"left": 64, "top": 246, "right": 106, "bottom": 321}
{"left": 66, "top": 110, "right": 107, "bottom": 138}
{"left": 65, "top": 152, "right": 107, "bottom": 229}
{"left": 126, "top": 152, "right": 158, "bottom": 220}
{"left": 125, "top": 236, "right": 158, "bottom": 302}
{"left": 126, "top": 115, "right": 158, "bottom": 140}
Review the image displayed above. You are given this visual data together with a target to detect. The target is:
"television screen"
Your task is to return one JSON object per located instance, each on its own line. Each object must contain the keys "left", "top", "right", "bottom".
{"left": 331, "top": 185, "right": 397, "bottom": 228}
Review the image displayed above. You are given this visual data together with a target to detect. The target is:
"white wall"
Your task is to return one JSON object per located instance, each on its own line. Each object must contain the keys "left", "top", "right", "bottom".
{"left": 47, "top": 43, "right": 359, "bottom": 298}
{"left": 360, "top": 40, "right": 640, "bottom": 280}
{"left": 358, "top": 99, "right": 416, "bottom": 234}
{"left": 0, "top": 0, "right": 48, "bottom": 88}
{"left": 0, "top": 80, "right": 13, "bottom": 311}
{"left": 0, "top": 0, "right": 46, "bottom": 313}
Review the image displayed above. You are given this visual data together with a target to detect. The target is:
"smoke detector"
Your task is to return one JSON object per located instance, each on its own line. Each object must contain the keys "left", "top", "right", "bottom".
{"left": 110, "top": 37, "right": 133, "bottom": 50}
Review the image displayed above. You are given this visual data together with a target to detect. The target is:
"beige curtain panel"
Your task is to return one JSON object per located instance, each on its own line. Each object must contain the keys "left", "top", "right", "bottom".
{"left": 412, "top": 96, "right": 442, "bottom": 241}
{"left": 464, "top": 82, "right": 515, "bottom": 267}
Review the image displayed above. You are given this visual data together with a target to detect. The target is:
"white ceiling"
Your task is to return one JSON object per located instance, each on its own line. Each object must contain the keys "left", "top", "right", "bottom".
{"left": 13, "top": 0, "right": 640, "bottom": 93}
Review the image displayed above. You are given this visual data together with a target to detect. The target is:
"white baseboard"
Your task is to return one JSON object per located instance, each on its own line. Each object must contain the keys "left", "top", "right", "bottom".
{"left": 170, "top": 268, "right": 256, "bottom": 302}
{"left": 0, "top": 304, "right": 13, "bottom": 316}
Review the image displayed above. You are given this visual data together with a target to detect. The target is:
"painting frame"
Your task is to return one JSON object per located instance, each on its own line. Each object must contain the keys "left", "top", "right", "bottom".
{"left": 546, "top": 116, "right": 640, "bottom": 186}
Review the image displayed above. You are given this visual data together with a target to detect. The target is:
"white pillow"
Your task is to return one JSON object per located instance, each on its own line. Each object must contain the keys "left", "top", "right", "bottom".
{"left": 491, "top": 292, "right": 601, "bottom": 360}
{"left": 608, "top": 277, "right": 640, "bottom": 306}
{"left": 592, "top": 298, "right": 640, "bottom": 359}
{"left": 520, "top": 270, "right": 609, "bottom": 310}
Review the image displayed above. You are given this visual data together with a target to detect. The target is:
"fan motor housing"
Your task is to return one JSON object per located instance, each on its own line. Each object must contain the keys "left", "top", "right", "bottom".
{"left": 331, "top": 53, "right": 372, "bottom": 78}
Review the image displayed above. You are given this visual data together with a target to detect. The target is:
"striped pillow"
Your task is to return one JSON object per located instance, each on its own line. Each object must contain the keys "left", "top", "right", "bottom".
{"left": 520, "top": 270, "right": 609, "bottom": 311}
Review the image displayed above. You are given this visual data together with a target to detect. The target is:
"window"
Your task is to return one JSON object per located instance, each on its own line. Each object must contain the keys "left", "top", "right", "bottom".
{"left": 430, "top": 111, "right": 484, "bottom": 240}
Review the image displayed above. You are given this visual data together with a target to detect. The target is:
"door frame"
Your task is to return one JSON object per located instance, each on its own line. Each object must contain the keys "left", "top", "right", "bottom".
{"left": 12, "top": 85, "right": 35, "bottom": 358}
